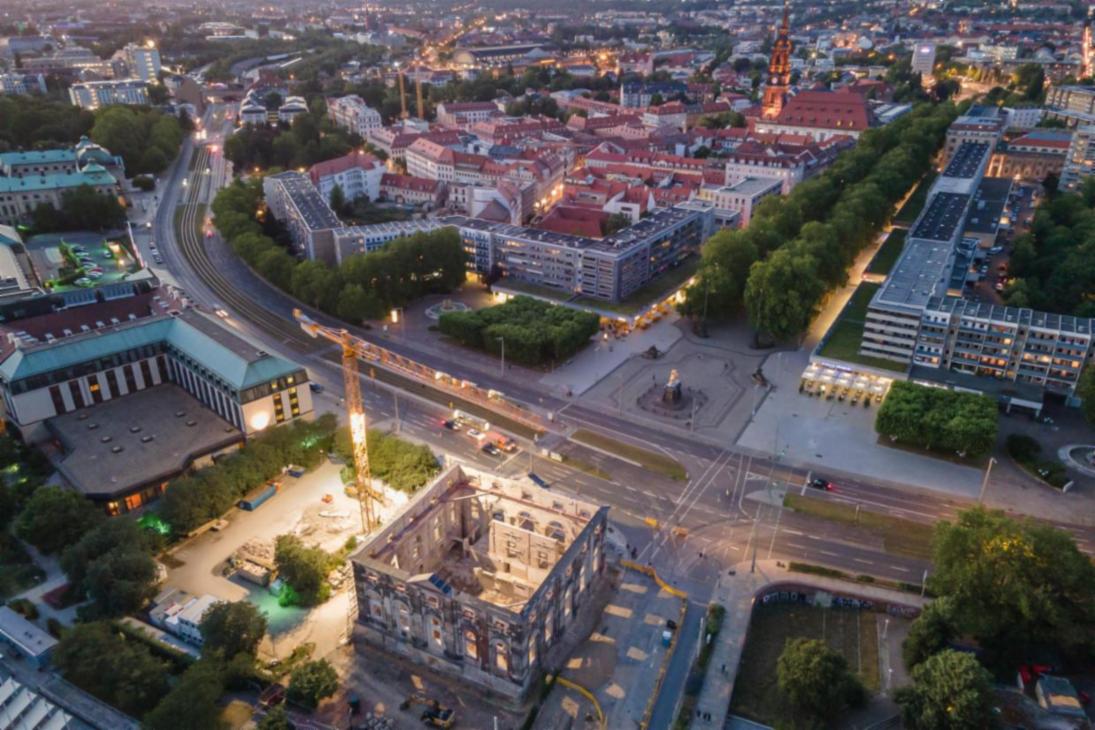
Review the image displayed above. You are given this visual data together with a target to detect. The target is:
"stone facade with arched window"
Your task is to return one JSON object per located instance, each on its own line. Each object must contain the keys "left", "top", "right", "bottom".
{"left": 350, "top": 465, "right": 608, "bottom": 703}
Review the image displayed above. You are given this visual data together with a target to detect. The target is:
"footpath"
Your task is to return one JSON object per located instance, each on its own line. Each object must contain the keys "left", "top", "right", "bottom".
{"left": 688, "top": 560, "right": 930, "bottom": 729}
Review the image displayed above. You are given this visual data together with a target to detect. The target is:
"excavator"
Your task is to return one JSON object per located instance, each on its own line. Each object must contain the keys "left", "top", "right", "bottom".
{"left": 400, "top": 693, "right": 456, "bottom": 728}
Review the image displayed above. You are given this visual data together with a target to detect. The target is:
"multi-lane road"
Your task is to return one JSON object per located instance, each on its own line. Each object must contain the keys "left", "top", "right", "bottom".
{"left": 148, "top": 105, "right": 1095, "bottom": 579}
{"left": 141, "top": 103, "right": 1095, "bottom": 728}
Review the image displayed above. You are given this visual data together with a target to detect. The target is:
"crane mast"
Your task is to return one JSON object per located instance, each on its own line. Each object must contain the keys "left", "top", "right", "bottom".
{"left": 340, "top": 334, "right": 376, "bottom": 534}
{"left": 295, "top": 309, "right": 379, "bottom": 535}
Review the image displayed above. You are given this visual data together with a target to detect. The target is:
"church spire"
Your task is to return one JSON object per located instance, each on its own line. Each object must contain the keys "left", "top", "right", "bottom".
{"left": 763, "top": 1, "right": 794, "bottom": 118}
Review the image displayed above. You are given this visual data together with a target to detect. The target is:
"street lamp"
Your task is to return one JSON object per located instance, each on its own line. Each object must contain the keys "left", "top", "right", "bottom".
{"left": 977, "top": 456, "right": 997, "bottom": 505}
{"left": 496, "top": 336, "right": 505, "bottom": 377}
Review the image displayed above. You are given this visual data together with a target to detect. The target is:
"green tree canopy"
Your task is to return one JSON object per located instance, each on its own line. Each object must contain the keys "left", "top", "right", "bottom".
{"left": 16, "top": 487, "right": 102, "bottom": 554}
{"left": 929, "top": 507, "right": 1095, "bottom": 666}
{"left": 200, "top": 600, "right": 268, "bottom": 660}
{"left": 53, "top": 622, "right": 170, "bottom": 717}
{"left": 776, "top": 637, "right": 865, "bottom": 727}
{"left": 287, "top": 659, "right": 338, "bottom": 709}
{"left": 902, "top": 596, "right": 958, "bottom": 670}
{"left": 143, "top": 660, "right": 226, "bottom": 730}
{"left": 895, "top": 650, "right": 995, "bottom": 730}
{"left": 875, "top": 382, "right": 997, "bottom": 458}
{"left": 275, "top": 535, "right": 336, "bottom": 606}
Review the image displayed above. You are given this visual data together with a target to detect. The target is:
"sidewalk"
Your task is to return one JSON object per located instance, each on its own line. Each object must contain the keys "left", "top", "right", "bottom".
{"left": 688, "top": 560, "right": 930, "bottom": 729}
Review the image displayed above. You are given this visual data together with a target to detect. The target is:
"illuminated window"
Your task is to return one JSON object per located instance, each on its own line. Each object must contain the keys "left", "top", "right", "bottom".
{"left": 465, "top": 630, "right": 478, "bottom": 659}
{"left": 495, "top": 642, "right": 508, "bottom": 672}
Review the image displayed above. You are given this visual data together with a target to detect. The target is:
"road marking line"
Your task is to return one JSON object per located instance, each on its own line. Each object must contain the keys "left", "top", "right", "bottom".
{"left": 889, "top": 565, "right": 910, "bottom": 573}
{"left": 819, "top": 550, "right": 838, "bottom": 557}
{"left": 783, "top": 529, "right": 804, "bottom": 536}
{"left": 853, "top": 558, "right": 873, "bottom": 565}
{"left": 786, "top": 543, "right": 806, "bottom": 550}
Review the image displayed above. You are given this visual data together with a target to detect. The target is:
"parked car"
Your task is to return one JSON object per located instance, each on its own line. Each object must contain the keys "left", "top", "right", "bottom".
{"left": 481, "top": 443, "right": 501, "bottom": 457}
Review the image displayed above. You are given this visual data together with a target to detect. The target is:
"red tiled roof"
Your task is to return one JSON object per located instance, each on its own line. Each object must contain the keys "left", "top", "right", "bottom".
{"left": 308, "top": 150, "right": 381, "bottom": 182}
{"left": 380, "top": 173, "right": 442, "bottom": 194}
{"left": 773, "top": 90, "right": 872, "bottom": 131}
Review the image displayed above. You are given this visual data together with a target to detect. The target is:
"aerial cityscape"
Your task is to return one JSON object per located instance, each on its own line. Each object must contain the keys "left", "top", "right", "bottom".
{"left": 1, "top": 0, "right": 1095, "bottom": 728}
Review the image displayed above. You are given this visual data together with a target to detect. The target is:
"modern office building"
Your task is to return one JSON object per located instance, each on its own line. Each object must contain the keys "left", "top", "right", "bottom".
{"left": 696, "top": 178, "right": 782, "bottom": 227}
{"left": 1045, "top": 84, "right": 1095, "bottom": 126}
{"left": 123, "top": 42, "right": 162, "bottom": 83}
{"left": 1060, "top": 125, "right": 1095, "bottom": 191}
{"left": 0, "top": 72, "right": 46, "bottom": 96}
{"left": 262, "top": 170, "right": 713, "bottom": 302}
{"left": 69, "top": 79, "right": 149, "bottom": 110}
{"left": 328, "top": 94, "right": 383, "bottom": 137}
{"left": 942, "top": 106, "right": 1006, "bottom": 163}
{"left": 0, "top": 289, "right": 314, "bottom": 512}
{"left": 351, "top": 464, "right": 608, "bottom": 702}
{"left": 843, "top": 136, "right": 1095, "bottom": 406}
{"left": 910, "top": 43, "right": 937, "bottom": 77}
{"left": 262, "top": 171, "right": 344, "bottom": 261}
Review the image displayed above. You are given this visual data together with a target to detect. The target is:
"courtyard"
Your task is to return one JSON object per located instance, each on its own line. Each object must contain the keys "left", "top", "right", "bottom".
{"left": 163, "top": 461, "right": 412, "bottom": 661}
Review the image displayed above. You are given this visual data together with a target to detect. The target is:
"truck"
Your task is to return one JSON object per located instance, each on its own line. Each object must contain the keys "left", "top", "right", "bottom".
{"left": 238, "top": 482, "right": 279, "bottom": 511}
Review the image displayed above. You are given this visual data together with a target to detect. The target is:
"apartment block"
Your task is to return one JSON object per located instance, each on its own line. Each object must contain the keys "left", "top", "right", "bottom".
{"left": 69, "top": 79, "right": 149, "bottom": 110}
{"left": 328, "top": 95, "right": 383, "bottom": 137}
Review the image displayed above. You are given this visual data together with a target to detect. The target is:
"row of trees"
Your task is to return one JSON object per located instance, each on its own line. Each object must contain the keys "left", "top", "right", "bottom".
{"left": 439, "top": 295, "right": 601, "bottom": 366}
{"left": 875, "top": 381, "right": 998, "bottom": 458}
{"left": 1004, "top": 176, "right": 1095, "bottom": 318}
{"left": 222, "top": 106, "right": 357, "bottom": 173}
{"left": 0, "top": 96, "right": 184, "bottom": 176}
{"left": 88, "top": 105, "right": 186, "bottom": 177}
{"left": 333, "top": 427, "right": 440, "bottom": 494}
{"left": 0, "top": 96, "right": 95, "bottom": 150}
{"left": 213, "top": 179, "right": 467, "bottom": 323}
{"left": 31, "top": 185, "right": 127, "bottom": 233}
{"left": 893, "top": 507, "right": 1095, "bottom": 728}
{"left": 680, "top": 102, "right": 957, "bottom": 341}
{"left": 160, "top": 414, "right": 338, "bottom": 534}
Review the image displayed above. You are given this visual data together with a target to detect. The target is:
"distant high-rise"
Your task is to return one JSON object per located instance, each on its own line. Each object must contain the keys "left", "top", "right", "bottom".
{"left": 762, "top": 1, "right": 793, "bottom": 119}
{"left": 911, "top": 43, "right": 937, "bottom": 79}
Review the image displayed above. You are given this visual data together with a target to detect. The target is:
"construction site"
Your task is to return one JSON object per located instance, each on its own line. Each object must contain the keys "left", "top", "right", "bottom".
{"left": 349, "top": 464, "right": 609, "bottom": 703}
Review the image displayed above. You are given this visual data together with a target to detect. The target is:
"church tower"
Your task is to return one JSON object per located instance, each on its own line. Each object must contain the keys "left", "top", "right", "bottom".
{"left": 762, "top": 2, "right": 793, "bottom": 119}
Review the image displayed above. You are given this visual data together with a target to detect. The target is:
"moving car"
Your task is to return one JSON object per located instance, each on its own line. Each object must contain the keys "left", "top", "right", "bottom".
{"left": 309, "top": 382, "right": 324, "bottom": 393}
{"left": 481, "top": 443, "right": 501, "bottom": 457}
{"left": 809, "top": 477, "right": 835, "bottom": 491}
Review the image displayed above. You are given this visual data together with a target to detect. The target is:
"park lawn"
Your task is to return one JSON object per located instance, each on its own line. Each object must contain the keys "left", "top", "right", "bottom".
{"left": 559, "top": 453, "right": 612, "bottom": 481}
{"left": 865, "top": 229, "right": 907, "bottom": 277}
{"left": 784, "top": 493, "right": 935, "bottom": 561}
{"left": 731, "top": 603, "right": 880, "bottom": 726}
{"left": 571, "top": 429, "right": 687, "bottom": 481}
{"left": 816, "top": 283, "right": 907, "bottom": 373}
{"left": 894, "top": 171, "right": 938, "bottom": 225}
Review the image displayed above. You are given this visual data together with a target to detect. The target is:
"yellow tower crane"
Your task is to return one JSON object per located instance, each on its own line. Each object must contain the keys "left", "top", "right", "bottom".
{"left": 415, "top": 75, "right": 425, "bottom": 119}
{"left": 296, "top": 309, "right": 379, "bottom": 534}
